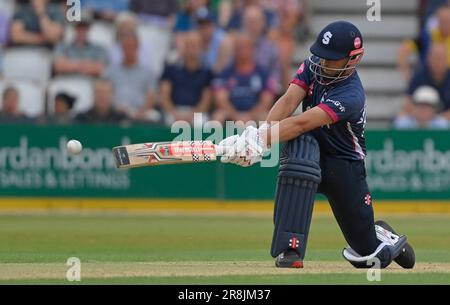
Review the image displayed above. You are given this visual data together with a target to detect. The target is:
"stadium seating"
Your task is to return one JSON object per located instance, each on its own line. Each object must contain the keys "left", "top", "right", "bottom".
{"left": 0, "top": 79, "right": 45, "bottom": 117}
{"left": 3, "top": 48, "right": 53, "bottom": 85}
{"left": 313, "top": 0, "right": 416, "bottom": 14}
{"left": 311, "top": 15, "right": 417, "bottom": 40}
{"left": 88, "top": 21, "right": 116, "bottom": 50}
{"left": 47, "top": 76, "right": 94, "bottom": 116}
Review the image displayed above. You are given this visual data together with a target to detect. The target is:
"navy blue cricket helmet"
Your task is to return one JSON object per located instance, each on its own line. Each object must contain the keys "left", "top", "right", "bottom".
{"left": 308, "top": 21, "right": 364, "bottom": 85}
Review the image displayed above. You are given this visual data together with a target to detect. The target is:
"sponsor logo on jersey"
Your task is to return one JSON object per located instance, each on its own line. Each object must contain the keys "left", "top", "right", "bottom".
{"left": 326, "top": 98, "right": 346, "bottom": 113}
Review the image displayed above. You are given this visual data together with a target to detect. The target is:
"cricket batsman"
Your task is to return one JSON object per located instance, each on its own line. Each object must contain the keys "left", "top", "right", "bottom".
{"left": 218, "top": 21, "right": 416, "bottom": 269}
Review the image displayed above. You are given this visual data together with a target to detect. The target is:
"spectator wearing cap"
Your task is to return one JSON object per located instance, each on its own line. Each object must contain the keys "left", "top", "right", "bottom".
{"left": 44, "top": 92, "right": 76, "bottom": 125}
{"left": 394, "top": 86, "right": 449, "bottom": 129}
{"left": 212, "top": 34, "right": 276, "bottom": 123}
{"left": 54, "top": 12, "right": 108, "bottom": 77}
{"left": 160, "top": 31, "right": 213, "bottom": 125}
{"left": 399, "top": 44, "right": 450, "bottom": 120}
{"left": 196, "top": 7, "right": 233, "bottom": 74}
{"left": 10, "top": 0, "right": 65, "bottom": 48}
{"left": 242, "top": 5, "right": 281, "bottom": 92}
{"left": 105, "top": 33, "right": 159, "bottom": 122}
{"left": 0, "top": 86, "right": 30, "bottom": 124}
{"left": 75, "top": 79, "right": 128, "bottom": 124}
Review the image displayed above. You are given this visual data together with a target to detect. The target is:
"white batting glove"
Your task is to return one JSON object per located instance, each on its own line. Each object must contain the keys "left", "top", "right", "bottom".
{"left": 217, "top": 135, "right": 240, "bottom": 163}
{"left": 232, "top": 125, "right": 270, "bottom": 167}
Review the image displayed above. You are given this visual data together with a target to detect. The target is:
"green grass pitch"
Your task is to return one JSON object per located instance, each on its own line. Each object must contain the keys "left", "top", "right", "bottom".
{"left": 0, "top": 212, "right": 449, "bottom": 284}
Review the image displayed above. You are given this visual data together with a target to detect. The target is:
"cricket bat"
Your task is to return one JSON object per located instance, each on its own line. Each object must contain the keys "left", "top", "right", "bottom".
{"left": 112, "top": 141, "right": 225, "bottom": 169}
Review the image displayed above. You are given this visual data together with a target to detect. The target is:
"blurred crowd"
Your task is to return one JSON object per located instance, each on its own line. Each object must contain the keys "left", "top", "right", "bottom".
{"left": 0, "top": 0, "right": 308, "bottom": 125}
{"left": 0, "top": 0, "right": 448, "bottom": 130}
{"left": 395, "top": 0, "right": 450, "bottom": 129}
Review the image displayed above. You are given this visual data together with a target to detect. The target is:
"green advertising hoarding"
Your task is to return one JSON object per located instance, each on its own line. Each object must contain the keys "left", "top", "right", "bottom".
{"left": 0, "top": 125, "right": 449, "bottom": 200}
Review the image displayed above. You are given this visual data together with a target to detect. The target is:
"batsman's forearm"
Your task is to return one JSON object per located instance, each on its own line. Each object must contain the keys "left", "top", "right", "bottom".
{"left": 265, "top": 95, "right": 298, "bottom": 123}
{"left": 265, "top": 116, "right": 307, "bottom": 145}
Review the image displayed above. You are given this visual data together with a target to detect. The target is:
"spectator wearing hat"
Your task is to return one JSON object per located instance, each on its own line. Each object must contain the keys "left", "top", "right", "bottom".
{"left": 394, "top": 86, "right": 449, "bottom": 129}
{"left": 10, "top": 0, "right": 65, "bottom": 48}
{"left": 196, "top": 8, "right": 233, "bottom": 74}
{"left": 54, "top": 12, "right": 108, "bottom": 77}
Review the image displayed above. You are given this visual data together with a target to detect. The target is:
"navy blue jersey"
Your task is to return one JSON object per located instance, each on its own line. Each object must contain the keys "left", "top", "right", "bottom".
{"left": 213, "top": 65, "right": 276, "bottom": 111}
{"left": 291, "top": 58, "right": 367, "bottom": 160}
{"left": 160, "top": 63, "right": 213, "bottom": 107}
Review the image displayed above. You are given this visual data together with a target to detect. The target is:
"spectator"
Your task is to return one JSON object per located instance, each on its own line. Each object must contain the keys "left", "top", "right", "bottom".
{"left": 0, "top": 86, "right": 30, "bottom": 123}
{"left": 422, "top": 0, "right": 448, "bottom": 27}
{"left": 105, "top": 33, "right": 159, "bottom": 122}
{"left": 242, "top": 5, "right": 281, "bottom": 92}
{"left": 270, "top": 1, "right": 305, "bottom": 90}
{"left": 399, "top": 44, "right": 450, "bottom": 119}
{"left": 75, "top": 79, "right": 128, "bottom": 124}
{"left": 109, "top": 12, "right": 155, "bottom": 72}
{"left": 394, "top": 86, "right": 449, "bottom": 129}
{"left": 54, "top": 14, "right": 108, "bottom": 77}
{"left": 212, "top": 34, "right": 276, "bottom": 123}
{"left": 160, "top": 31, "right": 213, "bottom": 125}
{"left": 82, "top": 0, "right": 129, "bottom": 21}
{"left": 129, "top": 0, "right": 178, "bottom": 77}
{"left": 10, "top": 0, "right": 65, "bottom": 48}
{"left": 45, "top": 92, "right": 76, "bottom": 125}
{"left": 196, "top": 8, "right": 233, "bottom": 74}
{"left": 218, "top": 0, "right": 233, "bottom": 28}
{"left": 398, "top": 6, "right": 450, "bottom": 81}
{"left": 226, "top": 0, "right": 278, "bottom": 36}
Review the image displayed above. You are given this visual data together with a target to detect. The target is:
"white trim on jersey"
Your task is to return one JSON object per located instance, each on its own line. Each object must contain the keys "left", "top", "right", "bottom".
{"left": 346, "top": 122, "right": 365, "bottom": 160}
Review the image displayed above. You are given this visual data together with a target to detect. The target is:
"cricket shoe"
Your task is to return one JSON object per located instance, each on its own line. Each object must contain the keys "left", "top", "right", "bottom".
{"left": 375, "top": 220, "right": 415, "bottom": 269}
{"left": 275, "top": 249, "right": 304, "bottom": 268}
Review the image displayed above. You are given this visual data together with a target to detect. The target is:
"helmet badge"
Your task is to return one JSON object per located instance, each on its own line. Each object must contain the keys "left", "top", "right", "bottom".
{"left": 322, "top": 31, "right": 333, "bottom": 45}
